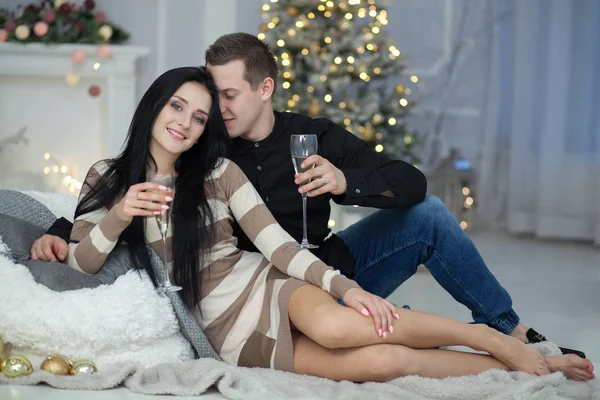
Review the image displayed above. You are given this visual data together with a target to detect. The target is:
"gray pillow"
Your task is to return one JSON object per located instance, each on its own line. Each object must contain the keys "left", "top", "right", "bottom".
{"left": 0, "top": 189, "right": 57, "bottom": 230}
{"left": 0, "top": 213, "right": 131, "bottom": 290}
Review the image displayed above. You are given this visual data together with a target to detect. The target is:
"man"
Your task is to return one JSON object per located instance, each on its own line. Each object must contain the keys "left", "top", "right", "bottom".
{"left": 32, "top": 32, "right": 583, "bottom": 357}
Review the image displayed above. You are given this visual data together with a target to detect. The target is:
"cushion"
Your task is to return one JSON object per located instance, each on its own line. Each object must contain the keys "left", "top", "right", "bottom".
{"left": 0, "top": 189, "right": 220, "bottom": 366}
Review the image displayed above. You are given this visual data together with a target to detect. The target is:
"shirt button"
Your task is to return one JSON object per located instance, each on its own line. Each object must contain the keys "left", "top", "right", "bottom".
{"left": 355, "top": 189, "right": 361, "bottom": 194}
{"left": 265, "top": 196, "right": 270, "bottom": 202}
{"left": 255, "top": 143, "right": 260, "bottom": 148}
{"left": 257, "top": 166, "right": 262, "bottom": 171}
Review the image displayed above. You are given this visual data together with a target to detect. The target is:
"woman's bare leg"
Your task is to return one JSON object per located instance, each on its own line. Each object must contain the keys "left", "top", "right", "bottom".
{"left": 292, "top": 331, "right": 510, "bottom": 382}
{"left": 289, "top": 285, "right": 586, "bottom": 377}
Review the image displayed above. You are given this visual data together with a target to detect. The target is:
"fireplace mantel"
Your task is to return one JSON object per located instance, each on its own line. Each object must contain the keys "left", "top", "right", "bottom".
{"left": 0, "top": 43, "right": 149, "bottom": 157}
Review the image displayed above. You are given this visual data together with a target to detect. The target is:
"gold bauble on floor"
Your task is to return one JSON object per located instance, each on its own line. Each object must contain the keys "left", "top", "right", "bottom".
{"left": 1, "top": 355, "right": 33, "bottom": 378}
{"left": 40, "top": 355, "right": 72, "bottom": 376}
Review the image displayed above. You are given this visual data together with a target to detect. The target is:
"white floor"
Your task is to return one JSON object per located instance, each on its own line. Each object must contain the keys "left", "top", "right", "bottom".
{"left": 2, "top": 230, "right": 599, "bottom": 399}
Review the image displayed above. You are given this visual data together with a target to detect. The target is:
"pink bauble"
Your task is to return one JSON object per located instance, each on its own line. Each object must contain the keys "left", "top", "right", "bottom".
{"left": 95, "top": 11, "right": 106, "bottom": 24}
{"left": 42, "top": 10, "right": 56, "bottom": 24}
{"left": 97, "top": 44, "right": 111, "bottom": 59}
{"left": 0, "top": 29, "right": 7, "bottom": 43}
{"left": 88, "top": 85, "right": 101, "bottom": 97}
{"left": 71, "top": 49, "right": 86, "bottom": 64}
{"left": 33, "top": 21, "right": 49, "bottom": 37}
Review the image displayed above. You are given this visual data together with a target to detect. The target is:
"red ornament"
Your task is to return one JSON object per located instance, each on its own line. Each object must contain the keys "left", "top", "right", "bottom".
{"left": 42, "top": 10, "right": 56, "bottom": 24}
{"left": 72, "top": 21, "right": 84, "bottom": 33}
{"left": 58, "top": 3, "right": 72, "bottom": 15}
{"left": 3, "top": 20, "right": 16, "bottom": 32}
{"left": 94, "top": 11, "right": 106, "bottom": 24}
{"left": 24, "top": 4, "right": 40, "bottom": 14}
{"left": 88, "top": 85, "right": 101, "bottom": 97}
{"left": 84, "top": 0, "right": 95, "bottom": 10}
{"left": 0, "top": 29, "right": 7, "bottom": 43}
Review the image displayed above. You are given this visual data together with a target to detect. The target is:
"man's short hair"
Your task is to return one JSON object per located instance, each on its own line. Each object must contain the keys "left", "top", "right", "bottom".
{"left": 205, "top": 32, "right": 278, "bottom": 93}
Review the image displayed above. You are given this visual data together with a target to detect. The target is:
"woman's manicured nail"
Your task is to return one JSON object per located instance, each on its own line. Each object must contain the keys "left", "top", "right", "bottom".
{"left": 165, "top": 196, "right": 173, "bottom": 201}
{"left": 159, "top": 185, "right": 168, "bottom": 190}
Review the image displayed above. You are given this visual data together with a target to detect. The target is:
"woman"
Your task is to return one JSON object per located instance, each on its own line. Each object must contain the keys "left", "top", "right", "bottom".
{"left": 66, "top": 66, "right": 594, "bottom": 382}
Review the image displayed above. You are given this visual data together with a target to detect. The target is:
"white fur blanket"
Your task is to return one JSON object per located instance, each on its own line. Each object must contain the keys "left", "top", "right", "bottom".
{"left": 0, "top": 248, "right": 194, "bottom": 369}
{"left": 1, "top": 241, "right": 598, "bottom": 399}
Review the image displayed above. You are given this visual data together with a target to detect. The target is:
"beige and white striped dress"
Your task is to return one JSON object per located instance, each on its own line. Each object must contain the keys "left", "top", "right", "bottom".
{"left": 67, "top": 158, "right": 359, "bottom": 371}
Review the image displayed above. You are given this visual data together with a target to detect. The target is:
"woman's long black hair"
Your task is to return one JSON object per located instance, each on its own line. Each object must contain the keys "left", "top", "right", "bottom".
{"left": 74, "top": 66, "right": 228, "bottom": 308}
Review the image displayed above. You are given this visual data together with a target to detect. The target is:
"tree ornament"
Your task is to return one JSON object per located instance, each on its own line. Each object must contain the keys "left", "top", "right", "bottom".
{"left": 70, "top": 360, "right": 97, "bottom": 375}
{"left": 1, "top": 355, "right": 33, "bottom": 378}
{"left": 286, "top": 5, "right": 299, "bottom": 17}
{"left": 42, "top": 10, "right": 56, "bottom": 24}
{"left": 95, "top": 11, "right": 107, "bottom": 24}
{"left": 0, "top": 29, "right": 7, "bottom": 43}
{"left": 40, "top": 355, "right": 71, "bottom": 376}
{"left": 33, "top": 21, "right": 49, "bottom": 37}
{"left": 98, "top": 25, "right": 113, "bottom": 41}
{"left": 308, "top": 100, "right": 321, "bottom": 117}
{"left": 15, "top": 25, "right": 30, "bottom": 40}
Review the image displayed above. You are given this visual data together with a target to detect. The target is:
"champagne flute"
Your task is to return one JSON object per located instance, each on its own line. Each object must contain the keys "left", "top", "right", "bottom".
{"left": 148, "top": 174, "right": 182, "bottom": 292}
{"left": 290, "top": 134, "right": 319, "bottom": 249}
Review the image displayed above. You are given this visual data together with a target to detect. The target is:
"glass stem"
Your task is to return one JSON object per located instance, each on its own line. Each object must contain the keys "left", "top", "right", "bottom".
{"left": 301, "top": 192, "right": 309, "bottom": 245}
{"left": 161, "top": 234, "right": 171, "bottom": 286}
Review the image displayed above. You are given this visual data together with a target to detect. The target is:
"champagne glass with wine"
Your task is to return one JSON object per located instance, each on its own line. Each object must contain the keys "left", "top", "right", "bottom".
{"left": 290, "top": 134, "right": 319, "bottom": 249}
{"left": 148, "top": 174, "right": 182, "bottom": 292}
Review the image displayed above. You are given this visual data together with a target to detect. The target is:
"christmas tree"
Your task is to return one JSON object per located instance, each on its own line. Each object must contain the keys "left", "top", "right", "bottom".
{"left": 259, "top": 0, "right": 420, "bottom": 163}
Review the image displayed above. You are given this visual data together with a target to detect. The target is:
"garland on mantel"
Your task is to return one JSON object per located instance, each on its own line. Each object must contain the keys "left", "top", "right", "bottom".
{"left": 0, "top": 0, "right": 129, "bottom": 44}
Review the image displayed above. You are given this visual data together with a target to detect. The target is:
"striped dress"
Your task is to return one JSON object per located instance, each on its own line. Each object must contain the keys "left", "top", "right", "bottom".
{"left": 67, "top": 158, "right": 360, "bottom": 371}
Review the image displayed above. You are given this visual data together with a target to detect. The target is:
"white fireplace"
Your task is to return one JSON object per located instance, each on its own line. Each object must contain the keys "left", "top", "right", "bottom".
{"left": 0, "top": 43, "right": 148, "bottom": 194}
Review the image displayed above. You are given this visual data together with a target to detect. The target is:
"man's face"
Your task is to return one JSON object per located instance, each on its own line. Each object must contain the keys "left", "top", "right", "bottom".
{"left": 207, "top": 60, "right": 264, "bottom": 139}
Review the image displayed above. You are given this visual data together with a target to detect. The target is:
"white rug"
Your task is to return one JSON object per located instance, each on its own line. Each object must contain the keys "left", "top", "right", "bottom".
{"left": 1, "top": 239, "right": 598, "bottom": 399}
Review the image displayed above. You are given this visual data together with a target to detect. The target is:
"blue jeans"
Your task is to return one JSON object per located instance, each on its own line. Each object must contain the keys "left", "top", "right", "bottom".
{"left": 336, "top": 195, "right": 520, "bottom": 335}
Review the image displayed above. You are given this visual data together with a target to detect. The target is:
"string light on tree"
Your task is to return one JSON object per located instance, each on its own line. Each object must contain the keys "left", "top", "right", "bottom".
{"left": 259, "top": 0, "right": 422, "bottom": 161}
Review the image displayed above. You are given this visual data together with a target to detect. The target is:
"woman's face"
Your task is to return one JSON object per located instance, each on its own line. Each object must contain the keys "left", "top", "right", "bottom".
{"left": 151, "top": 81, "right": 212, "bottom": 157}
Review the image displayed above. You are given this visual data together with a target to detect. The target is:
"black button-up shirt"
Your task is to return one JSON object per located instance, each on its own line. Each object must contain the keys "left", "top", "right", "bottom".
{"left": 230, "top": 111, "right": 427, "bottom": 275}
{"left": 48, "top": 111, "right": 427, "bottom": 276}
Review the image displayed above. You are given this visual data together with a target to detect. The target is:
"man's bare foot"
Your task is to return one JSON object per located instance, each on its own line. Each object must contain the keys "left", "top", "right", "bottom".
{"left": 545, "top": 354, "right": 595, "bottom": 381}
{"left": 486, "top": 328, "right": 550, "bottom": 376}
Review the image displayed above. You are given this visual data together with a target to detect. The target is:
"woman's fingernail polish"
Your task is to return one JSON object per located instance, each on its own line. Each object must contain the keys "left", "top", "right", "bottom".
{"left": 378, "top": 329, "right": 382, "bottom": 337}
{"left": 159, "top": 185, "right": 168, "bottom": 190}
{"left": 165, "top": 196, "right": 173, "bottom": 201}
{"left": 154, "top": 211, "right": 161, "bottom": 215}
{"left": 383, "top": 332, "right": 387, "bottom": 339}
{"left": 161, "top": 205, "right": 169, "bottom": 210}
{"left": 389, "top": 326, "right": 394, "bottom": 334}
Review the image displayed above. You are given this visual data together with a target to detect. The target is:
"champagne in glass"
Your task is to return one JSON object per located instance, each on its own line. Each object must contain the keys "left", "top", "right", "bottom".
{"left": 290, "top": 134, "right": 319, "bottom": 249}
{"left": 147, "top": 175, "right": 182, "bottom": 293}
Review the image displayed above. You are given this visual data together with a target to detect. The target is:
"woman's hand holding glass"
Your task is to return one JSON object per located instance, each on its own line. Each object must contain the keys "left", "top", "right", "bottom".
{"left": 115, "top": 182, "right": 173, "bottom": 222}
